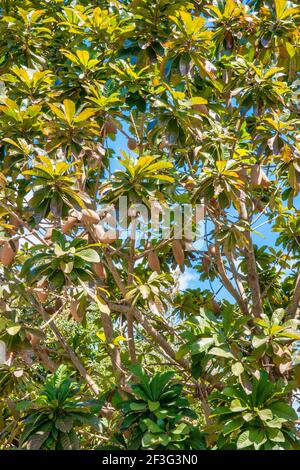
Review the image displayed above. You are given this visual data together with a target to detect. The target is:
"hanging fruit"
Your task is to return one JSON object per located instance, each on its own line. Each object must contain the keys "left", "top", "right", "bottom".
{"left": 81, "top": 208, "right": 100, "bottom": 224}
{"left": 148, "top": 299, "right": 160, "bottom": 316}
{"left": 208, "top": 244, "right": 216, "bottom": 256}
{"left": 70, "top": 299, "right": 83, "bottom": 323}
{"left": 44, "top": 227, "right": 53, "bottom": 241}
{"left": 0, "top": 240, "right": 18, "bottom": 266}
{"left": 147, "top": 249, "right": 161, "bottom": 273}
{"left": 62, "top": 216, "right": 77, "bottom": 234}
{"left": 26, "top": 332, "right": 41, "bottom": 347}
{"left": 127, "top": 138, "right": 138, "bottom": 150}
{"left": 210, "top": 298, "right": 221, "bottom": 315}
{"left": 104, "top": 120, "right": 117, "bottom": 135}
{"left": 10, "top": 214, "right": 21, "bottom": 231}
{"left": 172, "top": 239, "right": 185, "bottom": 267}
{"left": 99, "top": 230, "right": 119, "bottom": 244}
{"left": 202, "top": 253, "right": 211, "bottom": 273}
{"left": 93, "top": 262, "right": 107, "bottom": 280}
{"left": 35, "top": 282, "right": 48, "bottom": 303}
{"left": 192, "top": 103, "right": 209, "bottom": 115}
{"left": 236, "top": 167, "right": 248, "bottom": 183}
{"left": 250, "top": 164, "right": 271, "bottom": 188}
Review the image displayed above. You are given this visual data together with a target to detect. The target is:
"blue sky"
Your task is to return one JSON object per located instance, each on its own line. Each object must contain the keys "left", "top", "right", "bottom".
{"left": 107, "top": 128, "right": 289, "bottom": 302}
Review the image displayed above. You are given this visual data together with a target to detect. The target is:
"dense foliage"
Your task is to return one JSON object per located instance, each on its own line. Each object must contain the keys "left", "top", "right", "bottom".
{"left": 0, "top": 0, "right": 300, "bottom": 450}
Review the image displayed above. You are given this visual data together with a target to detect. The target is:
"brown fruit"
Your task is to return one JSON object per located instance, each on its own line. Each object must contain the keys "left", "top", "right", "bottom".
{"left": 172, "top": 240, "right": 185, "bottom": 266}
{"left": 44, "top": 227, "right": 53, "bottom": 240}
{"left": 70, "top": 300, "right": 83, "bottom": 323}
{"left": 250, "top": 164, "right": 270, "bottom": 188}
{"left": 127, "top": 138, "right": 138, "bottom": 150}
{"left": 253, "top": 198, "right": 264, "bottom": 212}
{"left": 236, "top": 168, "right": 248, "bottom": 183}
{"left": 148, "top": 250, "right": 161, "bottom": 273}
{"left": 192, "top": 104, "right": 209, "bottom": 115}
{"left": 209, "top": 198, "right": 221, "bottom": 215}
{"left": 36, "top": 289, "right": 48, "bottom": 303}
{"left": 184, "top": 239, "right": 193, "bottom": 251}
{"left": 81, "top": 233, "right": 89, "bottom": 241}
{"left": 99, "top": 230, "right": 119, "bottom": 244}
{"left": 104, "top": 120, "right": 117, "bottom": 134}
{"left": 45, "top": 298, "right": 63, "bottom": 315}
{"left": 36, "top": 348, "right": 57, "bottom": 372}
{"left": 202, "top": 253, "right": 210, "bottom": 273}
{"left": 81, "top": 209, "right": 100, "bottom": 224}
{"left": 225, "top": 31, "right": 233, "bottom": 49}
{"left": 148, "top": 299, "right": 160, "bottom": 316}
{"left": 0, "top": 300, "right": 8, "bottom": 312}
{"left": 94, "top": 224, "right": 105, "bottom": 241}
{"left": 26, "top": 333, "right": 40, "bottom": 346}
{"left": 10, "top": 215, "right": 21, "bottom": 230}
{"left": 0, "top": 240, "right": 18, "bottom": 266}
{"left": 208, "top": 244, "right": 216, "bottom": 256}
{"left": 183, "top": 176, "right": 196, "bottom": 190}
{"left": 93, "top": 262, "right": 107, "bottom": 280}
{"left": 62, "top": 216, "right": 77, "bottom": 234}
{"left": 211, "top": 299, "right": 221, "bottom": 315}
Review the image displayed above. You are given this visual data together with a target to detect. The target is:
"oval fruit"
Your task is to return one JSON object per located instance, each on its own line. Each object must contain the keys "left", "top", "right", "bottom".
{"left": 192, "top": 103, "right": 209, "bottom": 115}
{"left": 81, "top": 209, "right": 100, "bottom": 224}
{"left": 172, "top": 240, "right": 185, "bottom": 266}
{"left": 104, "top": 120, "right": 117, "bottom": 134}
{"left": 208, "top": 244, "right": 216, "bottom": 256}
{"left": 27, "top": 333, "right": 40, "bottom": 346}
{"left": 250, "top": 164, "right": 270, "bottom": 188}
{"left": 127, "top": 138, "right": 138, "bottom": 150}
{"left": 36, "top": 289, "right": 48, "bottom": 303}
{"left": 70, "top": 300, "right": 83, "bottom": 323}
{"left": 0, "top": 240, "right": 18, "bottom": 266}
{"left": 62, "top": 216, "right": 77, "bottom": 234}
{"left": 93, "top": 262, "right": 107, "bottom": 280}
{"left": 148, "top": 250, "right": 161, "bottom": 273}
{"left": 202, "top": 253, "right": 210, "bottom": 273}
{"left": 99, "top": 230, "right": 119, "bottom": 244}
{"left": 44, "top": 227, "right": 53, "bottom": 241}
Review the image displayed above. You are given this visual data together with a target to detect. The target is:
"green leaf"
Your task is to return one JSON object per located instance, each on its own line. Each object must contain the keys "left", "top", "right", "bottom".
{"left": 252, "top": 336, "right": 268, "bottom": 348}
{"left": 130, "top": 402, "right": 147, "bottom": 411}
{"left": 6, "top": 325, "right": 21, "bottom": 335}
{"left": 257, "top": 408, "right": 273, "bottom": 421}
{"left": 172, "top": 422, "right": 190, "bottom": 435}
{"left": 237, "top": 430, "right": 252, "bottom": 449}
{"left": 271, "top": 308, "right": 285, "bottom": 325}
{"left": 142, "top": 418, "right": 163, "bottom": 433}
{"left": 209, "top": 347, "right": 234, "bottom": 359}
{"left": 75, "top": 249, "right": 100, "bottom": 263}
{"left": 63, "top": 99, "right": 75, "bottom": 125}
{"left": 222, "top": 417, "right": 244, "bottom": 436}
{"left": 148, "top": 401, "right": 160, "bottom": 412}
{"left": 230, "top": 399, "right": 247, "bottom": 412}
{"left": 55, "top": 416, "right": 74, "bottom": 433}
{"left": 232, "top": 362, "right": 244, "bottom": 376}
{"left": 142, "top": 432, "right": 160, "bottom": 447}
{"left": 267, "top": 428, "right": 285, "bottom": 443}
{"left": 268, "top": 401, "right": 297, "bottom": 421}
{"left": 149, "top": 371, "right": 175, "bottom": 400}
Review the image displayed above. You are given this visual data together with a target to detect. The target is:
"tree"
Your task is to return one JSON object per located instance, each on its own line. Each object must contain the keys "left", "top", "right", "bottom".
{"left": 0, "top": 0, "right": 300, "bottom": 451}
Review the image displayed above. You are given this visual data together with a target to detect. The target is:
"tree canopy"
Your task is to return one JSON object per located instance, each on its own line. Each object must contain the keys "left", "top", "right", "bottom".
{"left": 0, "top": 0, "right": 300, "bottom": 451}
